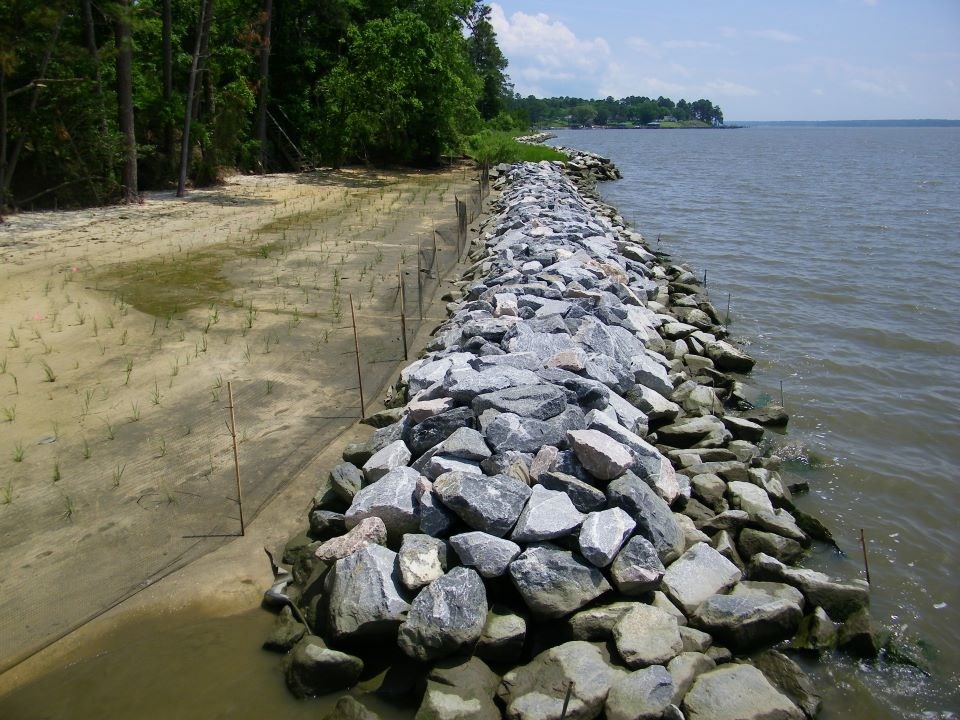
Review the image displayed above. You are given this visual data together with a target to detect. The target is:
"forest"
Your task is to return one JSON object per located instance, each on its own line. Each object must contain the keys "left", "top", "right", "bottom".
{"left": 513, "top": 95, "right": 725, "bottom": 128}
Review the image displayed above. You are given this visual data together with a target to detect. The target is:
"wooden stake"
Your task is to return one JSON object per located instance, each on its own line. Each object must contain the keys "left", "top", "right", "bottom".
{"left": 227, "top": 381, "right": 244, "bottom": 536}
{"left": 349, "top": 293, "right": 364, "bottom": 418}
{"left": 780, "top": 380, "right": 785, "bottom": 407}
{"left": 860, "top": 528, "right": 871, "bottom": 584}
{"left": 559, "top": 682, "right": 575, "bottom": 720}
{"left": 417, "top": 235, "right": 423, "bottom": 320}
{"left": 398, "top": 263, "right": 408, "bottom": 360}
{"left": 432, "top": 231, "right": 438, "bottom": 277}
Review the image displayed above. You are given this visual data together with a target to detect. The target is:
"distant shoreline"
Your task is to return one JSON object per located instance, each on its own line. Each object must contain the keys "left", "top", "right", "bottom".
{"left": 730, "top": 119, "right": 960, "bottom": 128}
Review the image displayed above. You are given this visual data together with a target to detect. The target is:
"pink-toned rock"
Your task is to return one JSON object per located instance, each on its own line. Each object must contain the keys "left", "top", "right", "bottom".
{"left": 314, "top": 517, "right": 387, "bottom": 562}
{"left": 407, "top": 397, "right": 455, "bottom": 423}
{"left": 529, "top": 445, "right": 559, "bottom": 481}
{"left": 568, "top": 429, "right": 634, "bottom": 482}
{"left": 547, "top": 348, "right": 587, "bottom": 372}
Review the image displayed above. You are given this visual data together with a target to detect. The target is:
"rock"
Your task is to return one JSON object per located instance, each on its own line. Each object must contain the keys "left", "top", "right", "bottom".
{"left": 410, "top": 407, "right": 477, "bottom": 455}
{"left": 498, "top": 641, "right": 624, "bottom": 720}
{"left": 472, "top": 383, "right": 568, "bottom": 420}
{"left": 578, "top": 507, "right": 636, "bottom": 567}
{"left": 662, "top": 543, "right": 743, "bottom": 615}
{"left": 630, "top": 352, "right": 674, "bottom": 396}
{"left": 788, "top": 607, "right": 838, "bottom": 651}
{"left": 416, "top": 681, "right": 500, "bottom": 720}
{"left": 678, "top": 626, "right": 713, "bottom": 653}
{"left": 322, "top": 696, "right": 381, "bottom": 720}
{"left": 449, "top": 531, "right": 522, "bottom": 578}
{"left": 656, "top": 416, "right": 730, "bottom": 449}
{"left": 314, "top": 516, "right": 388, "bottom": 562}
{"left": 667, "top": 652, "right": 716, "bottom": 706}
{"left": 510, "top": 484, "right": 585, "bottom": 542}
{"left": 610, "top": 535, "right": 666, "bottom": 595}
{"left": 627, "top": 384, "right": 681, "bottom": 423}
{"left": 444, "top": 366, "right": 542, "bottom": 403}
{"left": 330, "top": 462, "right": 365, "bottom": 501}
{"left": 345, "top": 466, "right": 421, "bottom": 540}
{"left": 567, "top": 602, "right": 638, "bottom": 641}
{"left": 308, "top": 508, "right": 346, "bottom": 540}
{"left": 283, "top": 635, "right": 364, "bottom": 698}
{"left": 682, "top": 664, "right": 804, "bottom": 720}
{"left": 727, "top": 480, "right": 774, "bottom": 516}
{"left": 691, "top": 473, "right": 727, "bottom": 512}
{"left": 747, "top": 553, "right": 870, "bottom": 621}
{"left": 437, "top": 427, "right": 492, "bottom": 461}
{"left": 538, "top": 471, "right": 607, "bottom": 512}
{"left": 738, "top": 528, "right": 805, "bottom": 563}
{"left": 263, "top": 605, "right": 306, "bottom": 652}
{"left": 751, "top": 650, "right": 821, "bottom": 719}
{"left": 485, "top": 412, "right": 570, "bottom": 453}
{"left": 398, "top": 533, "right": 448, "bottom": 591}
{"left": 477, "top": 604, "right": 527, "bottom": 664}
{"left": 613, "top": 603, "right": 683, "bottom": 668}
{"left": 508, "top": 543, "right": 612, "bottom": 619}
{"left": 529, "top": 445, "right": 559, "bottom": 481}
{"left": 417, "top": 478, "right": 457, "bottom": 537}
{"left": 586, "top": 411, "right": 678, "bottom": 502}
{"left": 326, "top": 544, "right": 411, "bottom": 642}
{"left": 722, "top": 415, "right": 765, "bottom": 442}
{"left": 424, "top": 455, "right": 483, "bottom": 480}
{"left": 743, "top": 405, "right": 789, "bottom": 427}
{"left": 398, "top": 567, "right": 488, "bottom": 661}
{"left": 751, "top": 510, "right": 809, "bottom": 546}
{"left": 362, "top": 439, "right": 412, "bottom": 483}
{"left": 408, "top": 397, "right": 456, "bottom": 423}
{"left": 343, "top": 440, "right": 376, "bottom": 467}
{"left": 837, "top": 607, "right": 881, "bottom": 658}
{"left": 675, "top": 513, "right": 711, "bottom": 549}
{"left": 606, "top": 471, "right": 685, "bottom": 564}
{"left": 429, "top": 655, "right": 501, "bottom": 698}
{"left": 567, "top": 429, "right": 634, "bottom": 481}
{"left": 605, "top": 665, "right": 675, "bottom": 720}
{"left": 691, "top": 590, "right": 803, "bottom": 652}
{"left": 704, "top": 340, "right": 755, "bottom": 373}
{"left": 434, "top": 471, "right": 532, "bottom": 537}
{"left": 697, "top": 509, "right": 750, "bottom": 534}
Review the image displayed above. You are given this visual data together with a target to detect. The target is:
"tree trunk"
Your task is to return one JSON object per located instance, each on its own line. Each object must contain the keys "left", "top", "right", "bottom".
{"left": 254, "top": 0, "right": 273, "bottom": 172}
{"left": 162, "top": 0, "right": 174, "bottom": 169}
{"left": 177, "top": 0, "right": 212, "bottom": 197}
{"left": 1, "top": 70, "right": 7, "bottom": 213}
{"left": 81, "top": 0, "right": 106, "bottom": 132}
{"left": 114, "top": 0, "right": 137, "bottom": 202}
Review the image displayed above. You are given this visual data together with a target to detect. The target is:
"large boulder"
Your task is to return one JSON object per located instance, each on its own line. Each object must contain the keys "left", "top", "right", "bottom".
{"left": 498, "top": 641, "right": 624, "bottom": 720}
{"left": 691, "top": 588, "right": 803, "bottom": 651}
{"left": 398, "top": 533, "right": 448, "bottom": 591}
{"left": 314, "top": 516, "right": 387, "bottom": 563}
{"left": 282, "top": 635, "right": 363, "bottom": 698}
{"left": 326, "top": 544, "right": 411, "bottom": 642}
{"left": 477, "top": 604, "right": 527, "bottom": 664}
{"left": 472, "top": 383, "right": 568, "bottom": 420}
{"left": 612, "top": 604, "right": 683, "bottom": 669}
{"left": 751, "top": 650, "right": 821, "bottom": 719}
{"left": 344, "top": 466, "right": 420, "bottom": 540}
{"left": 410, "top": 407, "right": 477, "bottom": 455}
{"left": 578, "top": 507, "right": 636, "bottom": 567}
{"left": 661, "top": 543, "right": 742, "bottom": 615}
{"left": 362, "top": 439, "right": 412, "bottom": 483}
{"left": 604, "top": 665, "right": 675, "bottom": 720}
{"left": 682, "top": 664, "right": 804, "bottom": 720}
{"left": 567, "top": 429, "right": 634, "bottom": 482}
{"left": 510, "top": 484, "right": 585, "bottom": 542}
{"left": 485, "top": 412, "right": 572, "bottom": 453}
{"left": 398, "top": 567, "right": 488, "bottom": 662}
{"left": 434, "top": 471, "right": 532, "bottom": 537}
{"left": 449, "top": 531, "right": 522, "bottom": 578}
{"left": 748, "top": 553, "right": 869, "bottom": 621}
{"left": 606, "top": 471, "right": 685, "bottom": 564}
{"left": 538, "top": 471, "right": 607, "bottom": 513}
{"left": 610, "top": 535, "right": 666, "bottom": 595}
{"left": 508, "top": 543, "right": 611, "bottom": 619}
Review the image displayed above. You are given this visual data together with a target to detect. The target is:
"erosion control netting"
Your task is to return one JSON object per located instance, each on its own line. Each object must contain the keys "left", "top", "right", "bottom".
{"left": 0, "top": 168, "right": 488, "bottom": 674}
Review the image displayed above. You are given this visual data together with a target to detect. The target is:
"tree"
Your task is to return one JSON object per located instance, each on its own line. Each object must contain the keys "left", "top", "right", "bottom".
{"left": 113, "top": 0, "right": 137, "bottom": 201}
{"left": 463, "top": 3, "right": 508, "bottom": 120}
{"left": 571, "top": 103, "right": 595, "bottom": 126}
{"left": 254, "top": 0, "right": 273, "bottom": 171}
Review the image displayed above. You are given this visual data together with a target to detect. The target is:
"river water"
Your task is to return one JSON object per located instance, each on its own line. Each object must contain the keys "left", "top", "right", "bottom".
{"left": 550, "top": 127, "right": 960, "bottom": 718}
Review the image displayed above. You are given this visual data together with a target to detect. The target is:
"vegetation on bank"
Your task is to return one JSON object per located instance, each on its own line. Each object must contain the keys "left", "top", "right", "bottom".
{"left": 511, "top": 95, "right": 724, "bottom": 128}
{"left": 464, "top": 130, "right": 567, "bottom": 165}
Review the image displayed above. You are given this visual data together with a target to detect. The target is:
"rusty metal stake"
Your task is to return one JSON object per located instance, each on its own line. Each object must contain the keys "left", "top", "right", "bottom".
{"left": 860, "top": 528, "right": 871, "bottom": 584}
{"left": 227, "top": 381, "right": 244, "bottom": 536}
{"left": 349, "top": 294, "right": 364, "bottom": 419}
{"left": 417, "top": 235, "right": 423, "bottom": 320}
{"left": 398, "top": 263, "right": 408, "bottom": 361}
{"left": 559, "top": 681, "right": 575, "bottom": 720}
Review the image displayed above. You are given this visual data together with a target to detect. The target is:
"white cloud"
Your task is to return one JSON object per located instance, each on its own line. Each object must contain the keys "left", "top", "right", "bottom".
{"left": 626, "top": 36, "right": 662, "bottom": 58}
{"left": 662, "top": 39, "right": 724, "bottom": 51}
{"left": 752, "top": 29, "right": 802, "bottom": 43}
{"left": 704, "top": 80, "right": 759, "bottom": 97}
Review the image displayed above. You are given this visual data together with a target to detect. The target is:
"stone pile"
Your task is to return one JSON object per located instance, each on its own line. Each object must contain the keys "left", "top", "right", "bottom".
{"left": 266, "top": 159, "right": 874, "bottom": 720}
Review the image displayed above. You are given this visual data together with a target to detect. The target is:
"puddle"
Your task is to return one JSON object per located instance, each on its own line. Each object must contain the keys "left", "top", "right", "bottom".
{"left": 0, "top": 607, "right": 412, "bottom": 720}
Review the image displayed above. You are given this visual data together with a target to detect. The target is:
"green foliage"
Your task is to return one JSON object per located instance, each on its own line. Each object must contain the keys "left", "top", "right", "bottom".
{"left": 509, "top": 94, "right": 724, "bottom": 128}
{"left": 464, "top": 130, "right": 567, "bottom": 164}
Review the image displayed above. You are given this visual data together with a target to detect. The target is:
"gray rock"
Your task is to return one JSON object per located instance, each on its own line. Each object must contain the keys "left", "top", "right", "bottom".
{"left": 498, "top": 641, "right": 624, "bottom": 720}
{"left": 567, "top": 429, "right": 634, "bottom": 481}
{"left": 837, "top": 607, "right": 881, "bottom": 658}
{"left": 656, "top": 416, "right": 729, "bottom": 449}
{"left": 345, "top": 466, "right": 420, "bottom": 540}
{"left": 606, "top": 471, "right": 685, "bottom": 564}
{"left": 472, "top": 383, "right": 568, "bottom": 420}
{"left": 788, "top": 606, "right": 839, "bottom": 651}
{"left": 398, "top": 567, "right": 488, "bottom": 661}
{"left": 417, "top": 478, "right": 457, "bottom": 537}
{"left": 308, "top": 508, "right": 346, "bottom": 540}
{"left": 722, "top": 415, "right": 765, "bottom": 442}
{"left": 508, "top": 543, "right": 612, "bottom": 619}
{"left": 743, "top": 404, "right": 789, "bottom": 427}
{"left": 605, "top": 665, "right": 675, "bottom": 720}
{"left": 450, "top": 531, "right": 522, "bottom": 578}
{"left": 704, "top": 339, "right": 756, "bottom": 373}
{"left": 691, "top": 592, "right": 803, "bottom": 652}
{"left": 712, "top": 529, "right": 746, "bottom": 572}
{"left": 538, "top": 471, "right": 607, "bottom": 512}
{"left": 362, "top": 439, "right": 412, "bottom": 483}
{"left": 330, "top": 462, "right": 365, "bottom": 501}
{"left": 678, "top": 626, "right": 713, "bottom": 653}
{"left": 398, "top": 533, "right": 448, "bottom": 591}
{"left": 738, "top": 528, "right": 805, "bottom": 563}
{"left": 578, "top": 507, "right": 636, "bottom": 567}
{"left": 477, "top": 604, "right": 527, "bottom": 664}
{"left": 407, "top": 397, "right": 456, "bottom": 423}
{"left": 727, "top": 480, "right": 774, "bottom": 516}
{"left": 321, "top": 696, "right": 381, "bottom": 720}
{"left": 691, "top": 473, "right": 727, "bottom": 512}
{"left": 263, "top": 605, "right": 306, "bottom": 652}
{"left": 613, "top": 603, "right": 683, "bottom": 668}
{"left": 627, "top": 384, "right": 681, "bottom": 423}
{"left": 485, "top": 412, "right": 569, "bottom": 453}
{"left": 675, "top": 513, "right": 711, "bottom": 549}
{"left": 751, "top": 650, "right": 821, "bottom": 719}
{"left": 416, "top": 681, "right": 500, "bottom": 720}
{"left": 444, "top": 366, "right": 542, "bottom": 403}
{"left": 410, "top": 407, "right": 477, "bottom": 455}
{"left": 610, "top": 535, "right": 666, "bottom": 595}
{"left": 424, "top": 455, "right": 484, "bottom": 481}
{"left": 682, "top": 664, "right": 804, "bottom": 720}
{"left": 510, "top": 485, "right": 585, "bottom": 542}
{"left": 567, "top": 602, "right": 638, "bottom": 641}
{"left": 748, "top": 553, "right": 870, "bottom": 621}
{"left": 437, "top": 427, "right": 492, "bottom": 461}
{"left": 314, "top": 516, "right": 388, "bottom": 562}
{"left": 428, "top": 655, "right": 501, "bottom": 697}
{"left": 283, "top": 635, "right": 364, "bottom": 697}
{"left": 630, "top": 352, "right": 674, "bottom": 396}
{"left": 662, "top": 543, "right": 743, "bottom": 615}
{"left": 667, "top": 652, "right": 716, "bottom": 705}
{"left": 434, "top": 471, "right": 532, "bottom": 537}
{"left": 696, "top": 509, "right": 750, "bottom": 534}
{"left": 326, "top": 544, "right": 411, "bottom": 642}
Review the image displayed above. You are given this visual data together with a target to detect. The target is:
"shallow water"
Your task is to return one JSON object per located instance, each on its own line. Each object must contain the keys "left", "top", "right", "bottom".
{"left": 551, "top": 126, "right": 960, "bottom": 718}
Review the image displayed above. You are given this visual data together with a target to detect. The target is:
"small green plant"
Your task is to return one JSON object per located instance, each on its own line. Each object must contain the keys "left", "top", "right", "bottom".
{"left": 62, "top": 495, "right": 75, "bottom": 519}
{"left": 103, "top": 419, "right": 115, "bottom": 440}
{"left": 82, "top": 438, "right": 91, "bottom": 459}
{"left": 155, "top": 435, "right": 166, "bottom": 457}
{"left": 13, "top": 441, "right": 24, "bottom": 462}
{"left": 112, "top": 463, "right": 126, "bottom": 487}
{"left": 120, "top": 329, "right": 128, "bottom": 345}
{"left": 1, "top": 479, "right": 11, "bottom": 504}
{"left": 1, "top": 405, "right": 14, "bottom": 422}
{"left": 0, "top": 356, "right": 7, "bottom": 373}
{"left": 129, "top": 401, "right": 141, "bottom": 422}
{"left": 52, "top": 461, "right": 61, "bottom": 482}
{"left": 124, "top": 357, "right": 133, "bottom": 385}
{"left": 151, "top": 381, "right": 161, "bottom": 405}
{"left": 8, "top": 328, "right": 19, "bottom": 348}
{"left": 40, "top": 360, "right": 56, "bottom": 382}
{"left": 266, "top": 379, "right": 274, "bottom": 394}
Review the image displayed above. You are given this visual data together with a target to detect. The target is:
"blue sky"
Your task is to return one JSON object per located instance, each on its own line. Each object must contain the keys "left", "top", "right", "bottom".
{"left": 488, "top": 0, "right": 960, "bottom": 120}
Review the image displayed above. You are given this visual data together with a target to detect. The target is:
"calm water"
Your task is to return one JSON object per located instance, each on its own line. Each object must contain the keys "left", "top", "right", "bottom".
{"left": 552, "top": 127, "right": 960, "bottom": 718}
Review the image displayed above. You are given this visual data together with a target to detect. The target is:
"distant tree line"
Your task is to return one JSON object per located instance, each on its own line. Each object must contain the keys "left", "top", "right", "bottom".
{"left": 0, "top": 0, "right": 512, "bottom": 210}
{"left": 510, "top": 95, "right": 724, "bottom": 128}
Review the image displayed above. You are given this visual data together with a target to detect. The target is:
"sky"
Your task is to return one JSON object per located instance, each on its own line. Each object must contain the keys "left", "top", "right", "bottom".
{"left": 488, "top": 0, "right": 960, "bottom": 120}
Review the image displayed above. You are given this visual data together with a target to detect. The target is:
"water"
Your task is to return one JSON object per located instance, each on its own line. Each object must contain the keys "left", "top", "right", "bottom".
{"left": 551, "top": 126, "right": 960, "bottom": 717}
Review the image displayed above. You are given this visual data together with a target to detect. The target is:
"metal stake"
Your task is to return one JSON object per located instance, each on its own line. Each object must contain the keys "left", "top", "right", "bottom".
{"left": 349, "top": 294, "right": 364, "bottom": 418}
{"left": 559, "top": 682, "right": 575, "bottom": 720}
{"left": 398, "top": 264, "right": 408, "bottom": 360}
{"left": 227, "top": 381, "right": 244, "bottom": 536}
{"left": 860, "top": 528, "right": 871, "bottom": 584}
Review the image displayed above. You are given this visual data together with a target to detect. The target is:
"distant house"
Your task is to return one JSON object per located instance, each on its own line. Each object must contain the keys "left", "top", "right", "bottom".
{"left": 661, "top": 115, "right": 677, "bottom": 123}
